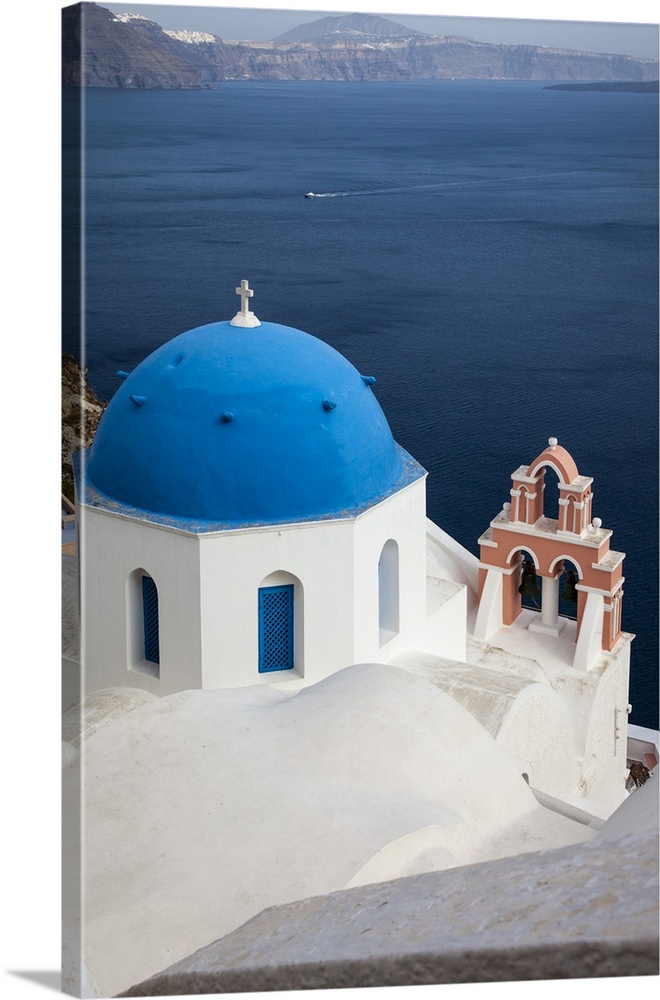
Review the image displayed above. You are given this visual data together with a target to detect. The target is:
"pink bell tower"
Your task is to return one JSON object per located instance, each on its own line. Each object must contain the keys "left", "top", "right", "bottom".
{"left": 474, "top": 438, "right": 626, "bottom": 671}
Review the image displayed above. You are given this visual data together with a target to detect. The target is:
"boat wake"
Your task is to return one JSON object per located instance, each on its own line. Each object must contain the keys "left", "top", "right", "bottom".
{"left": 306, "top": 187, "right": 415, "bottom": 199}
{"left": 304, "top": 171, "right": 586, "bottom": 200}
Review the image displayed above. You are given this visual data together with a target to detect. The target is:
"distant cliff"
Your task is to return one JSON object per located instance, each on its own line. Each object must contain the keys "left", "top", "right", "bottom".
{"left": 63, "top": 4, "right": 659, "bottom": 88}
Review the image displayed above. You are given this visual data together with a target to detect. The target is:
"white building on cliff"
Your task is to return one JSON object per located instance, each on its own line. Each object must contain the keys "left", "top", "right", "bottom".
{"left": 64, "top": 280, "right": 638, "bottom": 996}
{"left": 75, "top": 280, "right": 632, "bottom": 805}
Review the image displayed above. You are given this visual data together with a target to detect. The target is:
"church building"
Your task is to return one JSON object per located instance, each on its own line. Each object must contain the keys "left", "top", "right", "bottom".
{"left": 75, "top": 280, "right": 633, "bottom": 810}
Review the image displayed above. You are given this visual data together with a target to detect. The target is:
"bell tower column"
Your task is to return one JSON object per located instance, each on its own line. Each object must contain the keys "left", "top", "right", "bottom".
{"left": 529, "top": 572, "right": 566, "bottom": 636}
{"left": 541, "top": 575, "right": 559, "bottom": 628}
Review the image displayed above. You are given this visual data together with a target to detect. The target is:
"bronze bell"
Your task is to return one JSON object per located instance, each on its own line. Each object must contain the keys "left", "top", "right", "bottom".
{"left": 561, "top": 570, "right": 578, "bottom": 603}
{"left": 518, "top": 560, "right": 541, "bottom": 598}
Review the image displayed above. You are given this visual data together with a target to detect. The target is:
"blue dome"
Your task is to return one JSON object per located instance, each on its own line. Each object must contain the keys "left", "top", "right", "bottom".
{"left": 86, "top": 320, "right": 403, "bottom": 523}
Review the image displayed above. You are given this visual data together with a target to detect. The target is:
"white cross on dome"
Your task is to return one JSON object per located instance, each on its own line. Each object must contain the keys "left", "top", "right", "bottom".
{"left": 230, "top": 279, "right": 261, "bottom": 328}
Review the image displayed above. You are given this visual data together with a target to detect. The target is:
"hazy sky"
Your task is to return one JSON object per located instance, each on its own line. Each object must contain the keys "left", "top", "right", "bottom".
{"left": 103, "top": 2, "right": 659, "bottom": 58}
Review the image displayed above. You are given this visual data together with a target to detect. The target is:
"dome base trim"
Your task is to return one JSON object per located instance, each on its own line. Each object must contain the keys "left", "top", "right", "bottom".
{"left": 74, "top": 446, "right": 427, "bottom": 536}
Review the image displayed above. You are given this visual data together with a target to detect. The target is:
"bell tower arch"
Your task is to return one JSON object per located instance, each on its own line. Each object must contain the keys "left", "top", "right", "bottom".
{"left": 474, "top": 438, "right": 626, "bottom": 671}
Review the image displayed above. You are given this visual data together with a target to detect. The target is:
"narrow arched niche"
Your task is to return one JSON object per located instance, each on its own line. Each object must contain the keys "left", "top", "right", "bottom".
{"left": 127, "top": 568, "right": 160, "bottom": 678}
{"left": 378, "top": 539, "right": 400, "bottom": 646}
{"left": 257, "top": 571, "right": 304, "bottom": 677}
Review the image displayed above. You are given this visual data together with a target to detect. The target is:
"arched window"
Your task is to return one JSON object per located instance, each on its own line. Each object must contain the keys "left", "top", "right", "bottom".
{"left": 258, "top": 584, "right": 294, "bottom": 673}
{"left": 379, "top": 539, "right": 400, "bottom": 645}
{"left": 557, "top": 558, "right": 580, "bottom": 621}
{"left": 142, "top": 575, "right": 160, "bottom": 664}
{"left": 516, "top": 549, "right": 541, "bottom": 613}
{"left": 541, "top": 465, "right": 562, "bottom": 523}
{"left": 127, "top": 569, "right": 160, "bottom": 677}
{"left": 257, "top": 571, "right": 303, "bottom": 676}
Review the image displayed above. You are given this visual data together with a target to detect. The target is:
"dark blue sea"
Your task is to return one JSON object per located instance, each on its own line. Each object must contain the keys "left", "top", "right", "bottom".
{"left": 63, "top": 80, "right": 659, "bottom": 729}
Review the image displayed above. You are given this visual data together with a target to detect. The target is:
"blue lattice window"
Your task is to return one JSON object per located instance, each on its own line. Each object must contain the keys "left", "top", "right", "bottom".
{"left": 142, "top": 575, "right": 160, "bottom": 664}
{"left": 258, "top": 585, "right": 294, "bottom": 673}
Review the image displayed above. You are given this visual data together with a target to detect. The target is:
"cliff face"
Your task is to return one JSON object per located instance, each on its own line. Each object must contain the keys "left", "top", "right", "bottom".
{"left": 62, "top": 353, "right": 106, "bottom": 501}
{"left": 207, "top": 40, "right": 412, "bottom": 82}
{"left": 63, "top": 4, "right": 659, "bottom": 87}
{"left": 401, "top": 36, "right": 658, "bottom": 81}
{"left": 62, "top": 3, "right": 203, "bottom": 88}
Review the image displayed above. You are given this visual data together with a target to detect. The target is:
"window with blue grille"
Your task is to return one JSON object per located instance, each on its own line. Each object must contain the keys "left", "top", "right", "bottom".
{"left": 258, "top": 585, "right": 294, "bottom": 673}
{"left": 142, "top": 575, "right": 160, "bottom": 664}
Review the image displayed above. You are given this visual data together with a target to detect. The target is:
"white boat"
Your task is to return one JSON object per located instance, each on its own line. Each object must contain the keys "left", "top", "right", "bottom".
{"left": 304, "top": 192, "right": 315, "bottom": 198}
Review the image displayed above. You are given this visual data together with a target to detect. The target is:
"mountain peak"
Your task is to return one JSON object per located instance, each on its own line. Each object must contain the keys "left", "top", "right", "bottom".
{"left": 272, "top": 12, "right": 425, "bottom": 44}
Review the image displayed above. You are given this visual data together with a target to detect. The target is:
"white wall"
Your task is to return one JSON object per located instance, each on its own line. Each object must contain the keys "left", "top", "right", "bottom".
{"left": 198, "top": 518, "right": 356, "bottom": 688}
{"left": 80, "top": 507, "right": 202, "bottom": 697}
{"left": 416, "top": 582, "right": 468, "bottom": 663}
{"left": 579, "top": 644, "right": 631, "bottom": 807}
{"left": 353, "top": 478, "right": 428, "bottom": 664}
{"left": 496, "top": 685, "right": 577, "bottom": 795}
{"left": 198, "top": 481, "right": 431, "bottom": 688}
{"left": 80, "top": 476, "right": 468, "bottom": 697}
